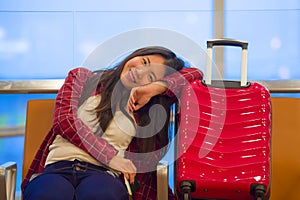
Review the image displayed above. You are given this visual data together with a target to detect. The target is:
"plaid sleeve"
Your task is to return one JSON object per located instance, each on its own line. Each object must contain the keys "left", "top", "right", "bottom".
{"left": 162, "top": 67, "right": 203, "bottom": 98}
{"left": 52, "top": 68, "right": 118, "bottom": 165}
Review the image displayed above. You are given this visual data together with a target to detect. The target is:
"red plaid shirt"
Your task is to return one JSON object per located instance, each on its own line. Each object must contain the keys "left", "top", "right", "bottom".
{"left": 21, "top": 67, "right": 203, "bottom": 199}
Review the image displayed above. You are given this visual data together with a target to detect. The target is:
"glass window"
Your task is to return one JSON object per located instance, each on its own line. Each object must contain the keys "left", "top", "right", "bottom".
{"left": 223, "top": 0, "right": 300, "bottom": 80}
{"left": 0, "top": 11, "right": 74, "bottom": 79}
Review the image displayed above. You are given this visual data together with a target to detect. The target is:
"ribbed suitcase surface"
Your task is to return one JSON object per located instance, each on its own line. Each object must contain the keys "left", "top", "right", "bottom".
{"left": 176, "top": 80, "right": 271, "bottom": 200}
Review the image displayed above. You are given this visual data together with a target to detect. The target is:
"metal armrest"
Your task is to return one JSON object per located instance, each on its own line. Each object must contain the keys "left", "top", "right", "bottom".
{"left": 157, "top": 161, "right": 168, "bottom": 200}
{"left": 0, "top": 162, "right": 17, "bottom": 200}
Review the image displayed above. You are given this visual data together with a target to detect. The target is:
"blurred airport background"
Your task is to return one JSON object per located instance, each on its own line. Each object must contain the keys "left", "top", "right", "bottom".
{"left": 0, "top": 0, "right": 299, "bottom": 197}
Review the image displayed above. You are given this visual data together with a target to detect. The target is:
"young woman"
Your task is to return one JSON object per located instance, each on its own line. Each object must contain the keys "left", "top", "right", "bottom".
{"left": 22, "top": 46, "right": 203, "bottom": 200}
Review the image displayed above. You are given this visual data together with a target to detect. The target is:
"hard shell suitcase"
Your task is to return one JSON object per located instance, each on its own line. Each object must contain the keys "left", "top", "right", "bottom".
{"left": 175, "top": 39, "right": 271, "bottom": 200}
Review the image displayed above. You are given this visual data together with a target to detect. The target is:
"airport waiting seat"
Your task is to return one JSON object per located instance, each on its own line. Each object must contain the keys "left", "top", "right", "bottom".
{"left": 21, "top": 99, "right": 56, "bottom": 182}
{"left": 270, "top": 97, "right": 300, "bottom": 200}
{"left": 0, "top": 99, "right": 168, "bottom": 200}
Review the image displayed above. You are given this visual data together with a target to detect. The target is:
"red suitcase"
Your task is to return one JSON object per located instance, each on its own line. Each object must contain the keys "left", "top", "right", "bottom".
{"left": 175, "top": 39, "right": 271, "bottom": 200}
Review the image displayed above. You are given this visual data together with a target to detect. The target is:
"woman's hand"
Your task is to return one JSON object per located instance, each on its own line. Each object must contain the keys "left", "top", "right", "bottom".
{"left": 108, "top": 156, "right": 137, "bottom": 184}
{"left": 127, "top": 81, "right": 167, "bottom": 112}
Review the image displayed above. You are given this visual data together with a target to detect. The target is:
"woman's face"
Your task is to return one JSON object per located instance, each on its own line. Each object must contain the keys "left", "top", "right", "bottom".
{"left": 120, "top": 54, "right": 167, "bottom": 88}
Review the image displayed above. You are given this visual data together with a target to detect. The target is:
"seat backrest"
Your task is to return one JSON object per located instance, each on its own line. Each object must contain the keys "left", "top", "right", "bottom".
{"left": 270, "top": 97, "right": 300, "bottom": 200}
{"left": 22, "top": 99, "right": 55, "bottom": 181}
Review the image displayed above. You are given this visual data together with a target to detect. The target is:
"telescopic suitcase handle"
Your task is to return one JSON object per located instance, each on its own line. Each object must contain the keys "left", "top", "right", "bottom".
{"left": 205, "top": 38, "right": 249, "bottom": 86}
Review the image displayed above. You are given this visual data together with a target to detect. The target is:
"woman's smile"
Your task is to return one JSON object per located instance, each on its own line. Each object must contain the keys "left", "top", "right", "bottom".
{"left": 127, "top": 69, "right": 136, "bottom": 83}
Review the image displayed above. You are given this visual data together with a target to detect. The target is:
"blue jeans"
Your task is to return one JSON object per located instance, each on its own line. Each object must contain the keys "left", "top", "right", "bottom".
{"left": 23, "top": 159, "right": 129, "bottom": 200}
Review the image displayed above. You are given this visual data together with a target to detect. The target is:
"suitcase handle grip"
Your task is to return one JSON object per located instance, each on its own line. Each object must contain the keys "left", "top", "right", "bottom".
{"left": 205, "top": 38, "right": 248, "bottom": 87}
{"left": 207, "top": 38, "right": 248, "bottom": 49}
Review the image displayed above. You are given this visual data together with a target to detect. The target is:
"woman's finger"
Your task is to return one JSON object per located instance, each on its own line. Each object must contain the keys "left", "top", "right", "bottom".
{"left": 123, "top": 172, "right": 135, "bottom": 185}
{"left": 127, "top": 99, "right": 135, "bottom": 112}
{"left": 129, "top": 93, "right": 135, "bottom": 104}
{"left": 128, "top": 89, "right": 137, "bottom": 112}
{"left": 123, "top": 172, "right": 129, "bottom": 180}
{"left": 129, "top": 173, "right": 135, "bottom": 184}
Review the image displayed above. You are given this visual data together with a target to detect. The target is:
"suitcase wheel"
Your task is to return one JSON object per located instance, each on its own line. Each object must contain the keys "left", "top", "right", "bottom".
{"left": 250, "top": 184, "right": 269, "bottom": 200}
{"left": 180, "top": 180, "right": 196, "bottom": 200}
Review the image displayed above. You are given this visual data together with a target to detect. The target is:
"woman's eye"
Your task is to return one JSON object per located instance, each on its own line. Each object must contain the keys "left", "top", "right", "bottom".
{"left": 142, "top": 58, "right": 147, "bottom": 65}
{"left": 148, "top": 75, "right": 154, "bottom": 82}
